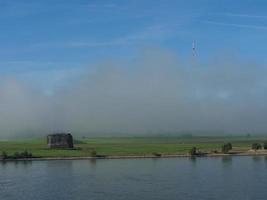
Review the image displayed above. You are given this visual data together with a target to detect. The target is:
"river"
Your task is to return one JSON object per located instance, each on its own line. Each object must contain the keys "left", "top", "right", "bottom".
{"left": 1, "top": 156, "right": 267, "bottom": 200}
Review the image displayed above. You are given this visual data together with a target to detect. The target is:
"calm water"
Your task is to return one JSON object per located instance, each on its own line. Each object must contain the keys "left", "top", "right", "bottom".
{"left": 1, "top": 156, "right": 267, "bottom": 200}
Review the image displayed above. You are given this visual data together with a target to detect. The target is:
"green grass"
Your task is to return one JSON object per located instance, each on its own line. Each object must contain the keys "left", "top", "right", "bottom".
{"left": 0, "top": 136, "right": 266, "bottom": 158}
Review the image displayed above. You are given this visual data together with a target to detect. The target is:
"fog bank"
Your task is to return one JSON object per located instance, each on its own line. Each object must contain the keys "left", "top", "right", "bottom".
{"left": 1, "top": 50, "right": 267, "bottom": 138}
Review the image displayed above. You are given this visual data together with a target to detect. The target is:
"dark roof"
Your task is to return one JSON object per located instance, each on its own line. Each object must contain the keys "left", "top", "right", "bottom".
{"left": 47, "top": 133, "right": 72, "bottom": 137}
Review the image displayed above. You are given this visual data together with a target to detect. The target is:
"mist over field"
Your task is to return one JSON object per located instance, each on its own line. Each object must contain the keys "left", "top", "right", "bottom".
{"left": 1, "top": 49, "right": 267, "bottom": 138}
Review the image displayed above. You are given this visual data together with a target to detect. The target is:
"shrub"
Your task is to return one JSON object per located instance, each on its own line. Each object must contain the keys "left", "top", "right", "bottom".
{"left": 12, "top": 151, "right": 33, "bottom": 159}
{"left": 1, "top": 151, "right": 8, "bottom": 159}
{"left": 252, "top": 143, "right": 262, "bottom": 150}
{"left": 14, "top": 152, "right": 20, "bottom": 158}
{"left": 189, "top": 147, "right": 197, "bottom": 156}
{"left": 21, "top": 151, "right": 32, "bottom": 158}
{"left": 222, "top": 143, "right": 232, "bottom": 154}
{"left": 211, "top": 150, "right": 218, "bottom": 154}
{"left": 90, "top": 149, "right": 97, "bottom": 157}
{"left": 152, "top": 152, "right": 162, "bottom": 157}
{"left": 263, "top": 142, "right": 267, "bottom": 150}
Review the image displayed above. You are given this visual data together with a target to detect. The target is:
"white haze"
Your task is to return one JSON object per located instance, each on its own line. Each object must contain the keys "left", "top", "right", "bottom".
{"left": 1, "top": 49, "right": 267, "bottom": 138}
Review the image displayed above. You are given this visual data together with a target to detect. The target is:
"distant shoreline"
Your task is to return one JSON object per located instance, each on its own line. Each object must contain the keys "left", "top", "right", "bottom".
{"left": 1, "top": 150, "right": 267, "bottom": 162}
{"left": 1, "top": 136, "right": 267, "bottom": 161}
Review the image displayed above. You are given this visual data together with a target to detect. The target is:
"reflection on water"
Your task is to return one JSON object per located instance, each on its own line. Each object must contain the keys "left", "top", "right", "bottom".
{"left": 221, "top": 156, "right": 232, "bottom": 166}
{"left": 252, "top": 156, "right": 263, "bottom": 162}
{"left": 89, "top": 158, "right": 97, "bottom": 168}
{"left": 188, "top": 156, "right": 197, "bottom": 168}
{"left": 188, "top": 156, "right": 197, "bottom": 162}
{"left": 0, "top": 160, "right": 32, "bottom": 170}
{"left": 1, "top": 156, "right": 267, "bottom": 200}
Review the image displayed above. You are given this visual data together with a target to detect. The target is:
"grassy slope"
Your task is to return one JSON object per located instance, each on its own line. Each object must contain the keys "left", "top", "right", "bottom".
{"left": 0, "top": 136, "right": 266, "bottom": 158}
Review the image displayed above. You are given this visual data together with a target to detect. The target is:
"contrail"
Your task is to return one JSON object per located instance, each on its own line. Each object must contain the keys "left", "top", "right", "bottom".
{"left": 209, "top": 13, "right": 267, "bottom": 19}
{"left": 202, "top": 20, "right": 267, "bottom": 30}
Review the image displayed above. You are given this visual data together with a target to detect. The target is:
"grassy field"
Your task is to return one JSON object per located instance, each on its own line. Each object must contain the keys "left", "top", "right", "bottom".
{"left": 0, "top": 136, "right": 267, "bottom": 158}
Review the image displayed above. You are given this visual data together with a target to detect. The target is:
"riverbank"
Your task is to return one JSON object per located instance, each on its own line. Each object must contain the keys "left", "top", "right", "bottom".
{"left": 2, "top": 149, "right": 267, "bottom": 161}
{"left": 1, "top": 136, "right": 267, "bottom": 160}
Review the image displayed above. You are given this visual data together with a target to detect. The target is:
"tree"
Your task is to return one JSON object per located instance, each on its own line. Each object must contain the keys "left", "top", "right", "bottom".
{"left": 222, "top": 143, "right": 232, "bottom": 154}
{"left": 1, "top": 151, "right": 7, "bottom": 159}
{"left": 263, "top": 141, "right": 267, "bottom": 150}
{"left": 252, "top": 143, "right": 262, "bottom": 150}
{"left": 152, "top": 152, "right": 162, "bottom": 157}
{"left": 90, "top": 149, "right": 97, "bottom": 157}
{"left": 189, "top": 147, "right": 197, "bottom": 156}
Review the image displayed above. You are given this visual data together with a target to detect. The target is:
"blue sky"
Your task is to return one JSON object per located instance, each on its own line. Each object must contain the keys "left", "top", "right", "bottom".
{"left": 1, "top": 0, "right": 267, "bottom": 91}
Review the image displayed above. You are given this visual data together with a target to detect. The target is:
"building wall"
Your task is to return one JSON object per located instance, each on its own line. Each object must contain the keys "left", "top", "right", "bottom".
{"left": 47, "top": 133, "right": 74, "bottom": 148}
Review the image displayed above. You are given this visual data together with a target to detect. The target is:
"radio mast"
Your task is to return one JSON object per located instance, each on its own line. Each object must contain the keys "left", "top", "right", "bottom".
{"left": 192, "top": 40, "right": 196, "bottom": 57}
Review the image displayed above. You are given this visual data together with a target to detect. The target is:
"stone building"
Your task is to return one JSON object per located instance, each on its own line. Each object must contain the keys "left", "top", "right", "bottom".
{"left": 47, "top": 133, "right": 74, "bottom": 149}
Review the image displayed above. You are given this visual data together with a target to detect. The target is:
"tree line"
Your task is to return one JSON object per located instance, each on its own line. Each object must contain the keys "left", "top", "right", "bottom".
{"left": 189, "top": 141, "right": 267, "bottom": 156}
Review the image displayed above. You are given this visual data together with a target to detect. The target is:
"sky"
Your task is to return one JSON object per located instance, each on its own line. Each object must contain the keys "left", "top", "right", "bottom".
{"left": 1, "top": 0, "right": 267, "bottom": 88}
{"left": 1, "top": 0, "right": 267, "bottom": 137}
